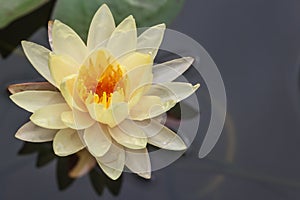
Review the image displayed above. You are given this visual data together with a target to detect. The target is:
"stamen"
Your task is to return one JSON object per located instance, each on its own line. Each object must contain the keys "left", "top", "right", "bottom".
{"left": 94, "top": 64, "right": 123, "bottom": 108}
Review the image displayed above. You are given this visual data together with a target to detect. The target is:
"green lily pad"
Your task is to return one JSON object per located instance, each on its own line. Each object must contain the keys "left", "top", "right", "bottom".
{"left": 0, "top": 0, "right": 49, "bottom": 28}
{"left": 52, "top": 0, "right": 185, "bottom": 42}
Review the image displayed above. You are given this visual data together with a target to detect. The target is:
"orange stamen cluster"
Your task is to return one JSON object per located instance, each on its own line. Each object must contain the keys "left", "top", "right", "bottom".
{"left": 94, "top": 64, "right": 123, "bottom": 107}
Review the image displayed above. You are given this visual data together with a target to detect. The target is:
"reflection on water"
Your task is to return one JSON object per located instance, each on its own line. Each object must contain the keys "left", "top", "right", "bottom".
{"left": 18, "top": 142, "right": 123, "bottom": 196}
{"left": 3, "top": 1, "right": 300, "bottom": 199}
{"left": 15, "top": 109, "right": 235, "bottom": 198}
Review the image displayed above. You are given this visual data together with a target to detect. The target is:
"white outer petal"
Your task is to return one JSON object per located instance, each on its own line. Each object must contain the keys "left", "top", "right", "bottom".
{"left": 129, "top": 96, "right": 176, "bottom": 121}
{"left": 146, "top": 82, "right": 200, "bottom": 103}
{"left": 107, "top": 15, "right": 137, "bottom": 58}
{"left": 30, "top": 103, "right": 71, "bottom": 129}
{"left": 10, "top": 90, "right": 65, "bottom": 112}
{"left": 61, "top": 110, "right": 95, "bottom": 130}
{"left": 15, "top": 121, "right": 57, "bottom": 142}
{"left": 153, "top": 57, "right": 194, "bottom": 83}
{"left": 48, "top": 53, "right": 79, "bottom": 86}
{"left": 83, "top": 123, "right": 112, "bottom": 157}
{"left": 108, "top": 124, "right": 147, "bottom": 150}
{"left": 52, "top": 20, "right": 87, "bottom": 64}
{"left": 21, "top": 41, "right": 56, "bottom": 86}
{"left": 87, "top": 4, "right": 115, "bottom": 51}
{"left": 137, "top": 23, "right": 165, "bottom": 59}
{"left": 137, "top": 120, "right": 187, "bottom": 151}
{"left": 60, "top": 74, "right": 87, "bottom": 112}
{"left": 96, "top": 142, "right": 125, "bottom": 180}
{"left": 125, "top": 148, "right": 151, "bottom": 179}
{"left": 53, "top": 128, "right": 85, "bottom": 156}
{"left": 86, "top": 102, "right": 128, "bottom": 128}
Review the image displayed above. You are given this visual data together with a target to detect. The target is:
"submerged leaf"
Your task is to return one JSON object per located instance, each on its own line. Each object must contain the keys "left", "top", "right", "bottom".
{"left": 52, "top": 0, "right": 185, "bottom": 41}
{"left": 0, "top": 0, "right": 49, "bottom": 28}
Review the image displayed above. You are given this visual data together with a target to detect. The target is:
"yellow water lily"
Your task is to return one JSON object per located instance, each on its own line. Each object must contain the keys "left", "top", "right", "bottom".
{"left": 10, "top": 4, "right": 199, "bottom": 180}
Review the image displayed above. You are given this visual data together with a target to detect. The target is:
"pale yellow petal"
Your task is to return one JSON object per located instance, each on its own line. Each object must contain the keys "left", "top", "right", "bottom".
{"left": 108, "top": 123, "right": 147, "bottom": 149}
{"left": 10, "top": 90, "right": 64, "bottom": 112}
{"left": 60, "top": 74, "right": 87, "bottom": 112}
{"left": 125, "top": 148, "right": 151, "bottom": 179}
{"left": 137, "top": 23, "right": 165, "bottom": 59}
{"left": 87, "top": 4, "right": 115, "bottom": 51}
{"left": 107, "top": 15, "right": 137, "bottom": 58}
{"left": 119, "top": 51, "right": 152, "bottom": 71}
{"left": 53, "top": 128, "right": 85, "bottom": 156}
{"left": 61, "top": 110, "right": 95, "bottom": 130}
{"left": 30, "top": 103, "right": 70, "bottom": 129}
{"left": 129, "top": 96, "right": 176, "bottom": 121}
{"left": 49, "top": 53, "right": 79, "bottom": 86}
{"left": 86, "top": 102, "right": 128, "bottom": 127}
{"left": 97, "top": 164, "right": 122, "bottom": 181}
{"left": 146, "top": 82, "right": 200, "bottom": 103}
{"left": 114, "top": 119, "right": 147, "bottom": 138}
{"left": 96, "top": 142, "right": 125, "bottom": 180}
{"left": 52, "top": 20, "right": 87, "bottom": 63}
{"left": 152, "top": 57, "right": 194, "bottom": 83}
{"left": 138, "top": 120, "right": 187, "bottom": 150}
{"left": 21, "top": 41, "right": 56, "bottom": 86}
{"left": 119, "top": 52, "right": 153, "bottom": 100}
{"left": 15, "top": 121, "right": 57, "bottom": 142}
{"left": 84, "top": 123, "right": 111, "bottom": 157}
{"left": 69, "top": 149, "right": 96, "bottom": 178}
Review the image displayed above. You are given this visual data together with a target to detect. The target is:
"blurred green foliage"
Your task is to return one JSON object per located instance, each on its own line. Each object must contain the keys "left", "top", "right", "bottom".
{"left": 0, "top": 0, "right": 185, "bottom": 56}
{"left": 0, "top": 0, "right": 49, "bottom": 28}
{"left": 52, "top": 0, "right": 185, "bottom": 41}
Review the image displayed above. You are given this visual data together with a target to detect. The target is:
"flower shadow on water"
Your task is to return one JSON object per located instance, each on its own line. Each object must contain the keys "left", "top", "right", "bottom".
{"left": 15, "top": 105, "right": 192, "bottom": 196}
{"left": 18, "top": 142, "right": 123, "bottom": 196}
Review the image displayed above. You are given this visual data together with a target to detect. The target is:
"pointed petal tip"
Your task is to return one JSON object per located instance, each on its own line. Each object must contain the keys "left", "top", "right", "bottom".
{"left": 21, "top": 40, "right": 31, "bottom": 49}
{"left": 14, "top": 121, "right": 57, "bottom": 143}
{"left": 14, "top": 132, "right": 23, "bottom": 141}
{"left": 176, "top": 136, "right": 188, "bottom": 150}
{"left": 48, "top": 20, "right": 53, "bottom": 26}
{"left": 167, "top": 139, "right": 187, "bottom": 151}
{"left": 99, "top": 164, "right": 122, "bottom": 180}
{"left": 9, "top": 94, "right": 14, "bottom": 100}
{"left": 110, "top": 174, "right": 122, "bottom": 180}
{"left": 53, "top": 148, "right": 62, "bottom": 156}
{"left": 138, "top": 172, "right": 151, "bottom": 179}
{"left": 52, "top": 19, "right": 65, "bottom": 28}
{"left": 156, "top": 23, "right": 166, "bottom": 29}
{"left": 194, "top": 83, "right": 200, "bottom": 90}
{"left": 185, "top": 56, "right": 194, "bottom": 64}
{"left": 123, "top": 15, "right": 136, "bottom": 24}
{"left": 128, "top": 15, "right": 134, "bottom": 20}
{"left": 14, "top": 132, "right": 35, "bottom": 142}
{"left": 95, "top": 3, "right": 111, "bottom": 17}
{"left": 179, "top": 143, "right": 188, "bottom": 151}
{"left": 21, "top": 40, "right": 27, "bottom": 45}
{"left": 7, "top": 86, "right": 13, "bottom": 94}
{"left": 99, "top": 3, "right": 109, "bottom": 10}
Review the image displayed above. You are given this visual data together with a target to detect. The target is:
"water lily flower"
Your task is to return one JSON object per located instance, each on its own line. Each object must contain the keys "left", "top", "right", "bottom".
{"left": 9, "top": 4, "right": 199, "bottom": 180}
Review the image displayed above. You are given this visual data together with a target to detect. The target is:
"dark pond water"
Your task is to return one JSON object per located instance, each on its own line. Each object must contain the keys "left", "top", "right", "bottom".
{"left": 1, "top": 0, "right": 300, "bottom": 199}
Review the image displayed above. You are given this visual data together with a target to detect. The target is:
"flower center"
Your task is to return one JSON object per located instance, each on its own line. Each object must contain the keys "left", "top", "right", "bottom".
{"left": 94, "top": 64, "right": 123, "bottom": 107}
